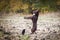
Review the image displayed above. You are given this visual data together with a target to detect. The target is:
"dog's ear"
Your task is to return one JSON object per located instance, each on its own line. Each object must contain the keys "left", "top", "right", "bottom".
{"left": 34, "top": 10, "right": 39, "bottom": 16}
{"left": 31, "top": 10, "right": 34, "bottom": 14}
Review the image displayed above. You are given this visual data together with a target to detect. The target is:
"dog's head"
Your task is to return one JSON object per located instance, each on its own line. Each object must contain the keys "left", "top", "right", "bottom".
{"left": 32, "top": 9, "right": 39, "bottom": 17}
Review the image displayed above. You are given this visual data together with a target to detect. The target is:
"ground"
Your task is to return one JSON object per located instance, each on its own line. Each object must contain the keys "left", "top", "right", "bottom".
{"left": 0, "top": 12, "right": 60, "bottom": 40}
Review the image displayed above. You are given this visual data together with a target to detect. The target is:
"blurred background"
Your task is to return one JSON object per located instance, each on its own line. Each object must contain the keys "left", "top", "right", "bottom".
{"left": 0, "top": 0, "right": 60, "bottom": 14}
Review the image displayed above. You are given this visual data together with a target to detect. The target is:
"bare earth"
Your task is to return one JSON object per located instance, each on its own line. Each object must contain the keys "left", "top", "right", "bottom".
{"left": 0, "top": 12, "right": 60, "bottom": 40}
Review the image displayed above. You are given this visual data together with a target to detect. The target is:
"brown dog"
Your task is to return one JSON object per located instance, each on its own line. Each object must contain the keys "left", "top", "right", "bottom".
{"left": 24, "top": 9, "right": 39, "bottom": 34}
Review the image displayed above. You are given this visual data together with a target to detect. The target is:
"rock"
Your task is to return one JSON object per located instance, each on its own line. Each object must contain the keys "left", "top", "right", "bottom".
{"left": 12, "top": 26, "right": 15, "bottom": 28}
{"left": 41, "top": 38, "right": 45, "bottom": 40}
{"left": 4, "top": 36, "right": 11, "bottom": 40}
{"left": 22, "top": 29, "right": 25, "bottom": 35}
{"left": 33, "top": 36, "right": 39, "bottom": 40}
{"left": 0, "top": 26, "right": 3, "bottom": 31}
{"left": 3, "top": 31, "right": 11, "bottom": 35}
{"left": 46, "top": 35, "right": 50, "bottom": 39}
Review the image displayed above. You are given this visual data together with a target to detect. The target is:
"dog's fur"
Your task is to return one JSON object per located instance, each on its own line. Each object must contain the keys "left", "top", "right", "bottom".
{"left": 24, "top": 9, "right": 39, "bottom": 34}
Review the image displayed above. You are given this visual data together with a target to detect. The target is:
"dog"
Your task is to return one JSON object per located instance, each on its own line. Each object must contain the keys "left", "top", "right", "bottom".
{"left": 24, "top": 9, "right": 39, "bottom": 34}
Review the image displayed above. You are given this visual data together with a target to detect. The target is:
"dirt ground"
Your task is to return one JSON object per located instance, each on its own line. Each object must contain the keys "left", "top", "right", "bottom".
{"left": 0, "top": 12, "right": 60, "bottom": 40}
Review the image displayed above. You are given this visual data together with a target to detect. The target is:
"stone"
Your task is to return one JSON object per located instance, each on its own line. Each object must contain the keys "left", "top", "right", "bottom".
{"left": 41, "top": 38, "right": 45, "bottom": 40}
